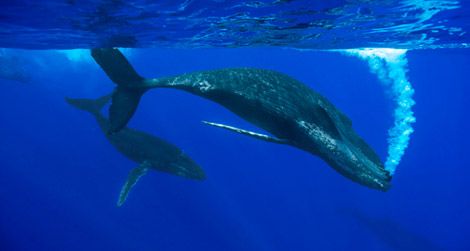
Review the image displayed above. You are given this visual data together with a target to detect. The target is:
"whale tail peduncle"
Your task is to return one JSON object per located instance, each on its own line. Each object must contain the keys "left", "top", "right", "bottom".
{"left": 65, "top": 95, "right": 111, "bottom": 116}
{"left": 91, "top": 48, "right": 149, "bottom": 133}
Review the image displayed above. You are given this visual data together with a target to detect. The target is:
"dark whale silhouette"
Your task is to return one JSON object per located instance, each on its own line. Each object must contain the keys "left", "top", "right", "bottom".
{"left": 343, "top": 209, "right": 444, "bottom": 251}
{"left": 66, "top": 95, "right": 205, "bottom": 206}
{"left": 91, "top": 48, "right": 391, "bottom": 191}
{"left": 0, "top": 51, "right": 30, "bottom": 83}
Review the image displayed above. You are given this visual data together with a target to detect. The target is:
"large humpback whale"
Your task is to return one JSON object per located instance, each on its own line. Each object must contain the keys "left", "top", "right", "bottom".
{"left": 91, "top": 48, "right": 391, "bottom": 191}
{"left": 66, "top": 95, "right": 205, "bottom": 206}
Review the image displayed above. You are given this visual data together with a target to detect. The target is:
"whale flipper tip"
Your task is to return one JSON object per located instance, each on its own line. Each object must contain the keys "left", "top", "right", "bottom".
{"left": 117, "top": 161, "right": 151, "bottom": 207}
{"left": 202, "top": 120, "right": 287, "bottom": 144}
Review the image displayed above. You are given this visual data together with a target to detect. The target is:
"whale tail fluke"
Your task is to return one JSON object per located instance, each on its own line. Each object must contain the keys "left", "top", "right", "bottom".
{"left": 91, "top": 48, "right": 148, "bottom": 133}
{"left": 106, "top": 87, "right": 145, "bottom": 133}
{"left": 65, "top": 95, "right": 111, "bottom": 116}
{"left": 91, "top": 48, "right": 143, "bottom": 87}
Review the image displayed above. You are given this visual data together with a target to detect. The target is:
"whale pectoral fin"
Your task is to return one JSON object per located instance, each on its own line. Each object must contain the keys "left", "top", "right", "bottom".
{"left": 202, "top": 121, "right": 287, "bottom": 145}
{"left": 117, "top": 161, "right": 151, "bottom": 207}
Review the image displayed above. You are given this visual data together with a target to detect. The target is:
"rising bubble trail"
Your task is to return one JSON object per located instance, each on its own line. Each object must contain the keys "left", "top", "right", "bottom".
{"left": 343, "top": 48, "right": 416, "bottom": 175}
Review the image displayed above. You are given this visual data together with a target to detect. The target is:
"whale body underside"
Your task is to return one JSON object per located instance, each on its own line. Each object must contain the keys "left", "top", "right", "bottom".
{"left": 92, "top": 48, "right": 391, "bottom": 191}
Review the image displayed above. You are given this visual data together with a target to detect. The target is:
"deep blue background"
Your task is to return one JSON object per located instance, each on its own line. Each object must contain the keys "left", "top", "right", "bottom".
{"left": 0, "top": 48, "right": 469, "bottom": 250}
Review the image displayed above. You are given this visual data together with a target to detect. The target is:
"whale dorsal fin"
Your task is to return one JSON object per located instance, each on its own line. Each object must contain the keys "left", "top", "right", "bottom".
{"left": 202, "top": 121, "right": 287, "bottom": 145}
{"left": 117, "top": 161, "right": 151, "bottom": 207}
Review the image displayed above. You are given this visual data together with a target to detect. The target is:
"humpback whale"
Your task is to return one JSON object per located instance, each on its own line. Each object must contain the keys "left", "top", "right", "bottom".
{"left": 343, "top": 209, "right": 444, "bottom": 251}
{"left": 66, "top": 95, "right": 205, "bottom": 206}
{"left": 91, "top": 48, "right": 391, "bottom": 191}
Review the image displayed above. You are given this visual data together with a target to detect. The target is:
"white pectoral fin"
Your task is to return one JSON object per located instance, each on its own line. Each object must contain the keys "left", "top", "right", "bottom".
{"left": 117, "top": 161, "right": 151, "bottom": 207}
{"left": 202, "top": 121, "right": 287, "bottom": 144}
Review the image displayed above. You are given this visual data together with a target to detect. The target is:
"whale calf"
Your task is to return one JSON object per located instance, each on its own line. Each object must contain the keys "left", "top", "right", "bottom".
{"left": 66, "top": 95, "right": 205, "bottom": 206}
{"left": 91, "top": 48, "right": 391, "bottom": 191}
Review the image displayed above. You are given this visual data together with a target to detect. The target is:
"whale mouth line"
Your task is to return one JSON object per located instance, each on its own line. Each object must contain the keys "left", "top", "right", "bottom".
{"left": 314, "top": 129, "right": 391, "bottom": 191}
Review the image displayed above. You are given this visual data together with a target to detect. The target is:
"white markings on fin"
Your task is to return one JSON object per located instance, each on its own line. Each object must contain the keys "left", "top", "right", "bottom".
{"left": 202, "top": 121, "right": 287, "bottom": 144}
{"left": 117, "top": 161, "right": 151, "bottom": 207}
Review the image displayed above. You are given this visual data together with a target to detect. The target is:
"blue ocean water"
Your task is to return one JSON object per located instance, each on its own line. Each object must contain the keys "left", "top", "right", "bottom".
{"left": 1, "top": 1, "right": 469, "bottom": 251}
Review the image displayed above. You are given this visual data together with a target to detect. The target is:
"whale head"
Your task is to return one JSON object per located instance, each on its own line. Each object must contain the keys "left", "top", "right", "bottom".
{"left": 296, "top": 115, "right": 391, "bottom": 191}
{"left": 326, "top": 140, "right": 392, "bottom": 191}
{"left": 167, "top": 152, "right": 206, "bottom": 181}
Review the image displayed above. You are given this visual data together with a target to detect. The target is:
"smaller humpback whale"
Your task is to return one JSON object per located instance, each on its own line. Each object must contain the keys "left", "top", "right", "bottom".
{"left": 343, "top": 209, "right": 444, "bottom": 251}
{"left": 91, "top": 48, "right": 391, "bottom": 191}
{"left": 66, "top": 95, "right": 205, "bottom": 206}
